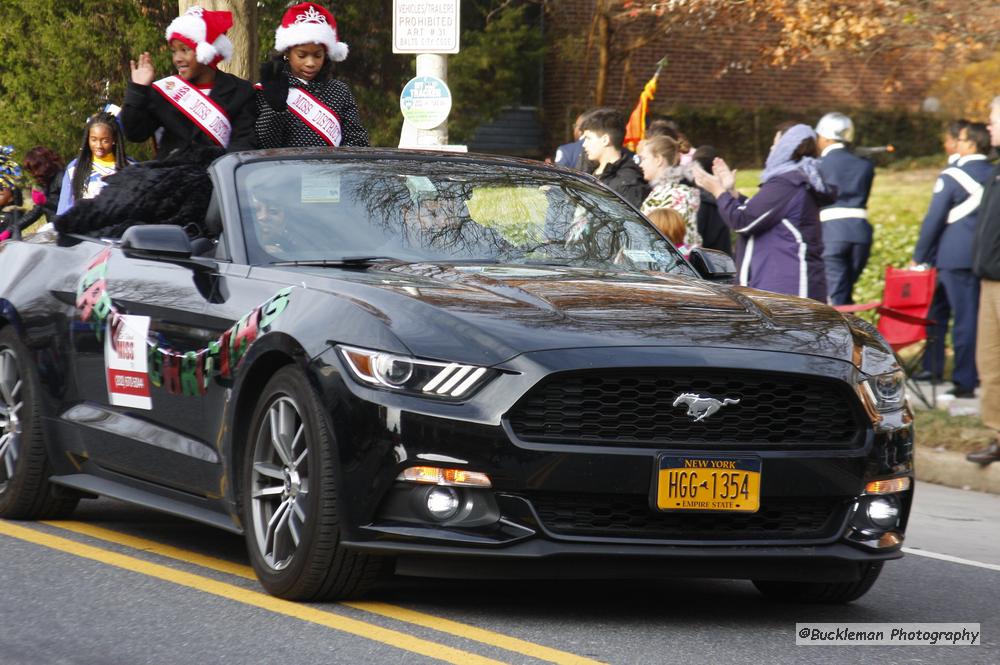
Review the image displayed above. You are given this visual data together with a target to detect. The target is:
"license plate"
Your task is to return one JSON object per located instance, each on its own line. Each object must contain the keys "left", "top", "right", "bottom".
{"left": 655, "top": 455, "right": 761, "bottom": 512}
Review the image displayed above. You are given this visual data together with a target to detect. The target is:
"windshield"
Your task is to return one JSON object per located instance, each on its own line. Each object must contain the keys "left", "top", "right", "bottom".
{"left": 236, "top": 159, "right": 694, "bottom": 275}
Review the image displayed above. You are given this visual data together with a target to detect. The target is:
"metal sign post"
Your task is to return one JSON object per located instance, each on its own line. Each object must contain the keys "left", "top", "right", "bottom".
{"left": 393, "top": 0, "right": 465, "bottom": 151}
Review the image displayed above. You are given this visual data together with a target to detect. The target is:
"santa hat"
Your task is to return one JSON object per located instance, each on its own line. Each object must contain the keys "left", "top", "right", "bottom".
{"left": 165, "top": 7, "right": 234, "bottom": 67}
{"left": 274, "top": 3, "right": 348, "bottom": 62}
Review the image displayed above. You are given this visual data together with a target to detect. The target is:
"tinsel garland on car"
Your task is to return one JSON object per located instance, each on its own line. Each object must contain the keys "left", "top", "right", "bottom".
{"left": 75, "top": 247, "right": 291, "bottom": 396}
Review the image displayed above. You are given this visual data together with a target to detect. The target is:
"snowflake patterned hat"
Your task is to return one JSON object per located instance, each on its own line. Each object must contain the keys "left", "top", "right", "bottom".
{"left": 0, "top": 146, "right": 22, "bottom": 191}
{"left": 165, "top": 6, "right": 235, "bottom": 67}
{"left": 274, "top": 3, "right": 348, "bottom": 62}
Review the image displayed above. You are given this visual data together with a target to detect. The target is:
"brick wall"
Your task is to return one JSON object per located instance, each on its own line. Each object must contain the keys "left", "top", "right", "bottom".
{"left": 543, "top": 1, "right": 946, "bottom": 152}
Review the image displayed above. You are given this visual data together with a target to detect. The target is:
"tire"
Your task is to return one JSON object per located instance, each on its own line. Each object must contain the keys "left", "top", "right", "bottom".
{"left": 752, "top": 562, "right": 884, "bottom": 604}
{"left": 0, "top": 327, "right": 79, "bottom": 519}
{"left": 241, "top": 366, "right": 384, "bottom": 600}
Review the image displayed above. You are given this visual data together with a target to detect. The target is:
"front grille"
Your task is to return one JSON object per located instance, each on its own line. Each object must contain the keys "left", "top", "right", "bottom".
{"left": 530, "top": 493, "right": 847, "bottom": 541}
{"left": 506, "top": 370, "right": 865, "bottom": 447}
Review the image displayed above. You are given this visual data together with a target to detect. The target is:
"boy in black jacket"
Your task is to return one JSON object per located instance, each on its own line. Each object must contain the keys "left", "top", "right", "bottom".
{"left": 579, "top": 107, "right": 649, "bottom": 209}
{"left": 123, "top": 6, "right": 255, "bottom": 160}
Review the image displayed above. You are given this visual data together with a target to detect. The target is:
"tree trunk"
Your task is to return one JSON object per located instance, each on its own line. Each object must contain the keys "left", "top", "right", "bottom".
{"left": 594, "top": 1, "right": 610, "bottom": 106}
{"left": 177, "top": 0, "right": 257, "bottom": 81}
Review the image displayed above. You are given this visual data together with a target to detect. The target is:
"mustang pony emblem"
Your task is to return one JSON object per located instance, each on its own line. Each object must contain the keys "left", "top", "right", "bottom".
{"left": 672, "top": 393, "right": 741, "bottom": 422}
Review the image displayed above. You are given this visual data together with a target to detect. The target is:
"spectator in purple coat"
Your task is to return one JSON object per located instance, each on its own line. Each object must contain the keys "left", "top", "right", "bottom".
{"left": 693, "top": 123, "right": 833, "bottom": 302}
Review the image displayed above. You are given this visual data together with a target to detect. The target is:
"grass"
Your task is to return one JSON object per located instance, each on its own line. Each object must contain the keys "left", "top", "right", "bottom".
{"left": 913, "top": 408, "right": 994, "bottom": 453}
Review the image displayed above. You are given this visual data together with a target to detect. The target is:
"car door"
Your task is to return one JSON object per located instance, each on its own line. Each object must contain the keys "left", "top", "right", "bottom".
{"left": 69, "top": 242, "right": 223, "bottom": 496}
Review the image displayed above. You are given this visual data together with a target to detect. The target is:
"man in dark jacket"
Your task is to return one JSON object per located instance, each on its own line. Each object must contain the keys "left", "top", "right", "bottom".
{"left": 967, "top": 96, "right": 1000, "bottom": 465}
{"left": 913, "top": 122, "right": 993, "bottom": 398}
{"left": 123, "top": 7, "right": 256, "bottom": 160}
{"left": 579, "top": 108, "right": 649, "bottom": 209}
{"left": 553, "top": 113, "right": 588, "bottom": 171}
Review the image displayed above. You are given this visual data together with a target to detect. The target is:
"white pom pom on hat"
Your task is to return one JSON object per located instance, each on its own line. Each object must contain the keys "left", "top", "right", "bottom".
{"left": 274, "top": 2, "right": 349, "bottom": 62}
{"left": 165, "top": 6, "right": 235, "bottom": 67}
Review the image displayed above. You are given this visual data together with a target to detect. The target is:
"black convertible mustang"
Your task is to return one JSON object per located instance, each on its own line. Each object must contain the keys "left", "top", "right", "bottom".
{"left": 0, "top": 149, "right": 913, "bottom": 603}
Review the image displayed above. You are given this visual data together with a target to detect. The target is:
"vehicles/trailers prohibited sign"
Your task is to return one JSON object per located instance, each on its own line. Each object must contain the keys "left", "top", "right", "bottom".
{"left": 392, "top": 0, "right": 460, "bottom": 54}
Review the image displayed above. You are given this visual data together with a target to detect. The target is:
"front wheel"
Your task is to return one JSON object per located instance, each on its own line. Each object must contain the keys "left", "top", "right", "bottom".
{"left": 752, "top": 562, "right": 884, "bottom": 603}
{"left": 241, "top": 366, "right": 383, "bottom": 600}
{"left": 0, "top": 327, "right": 78, "bottom": 519}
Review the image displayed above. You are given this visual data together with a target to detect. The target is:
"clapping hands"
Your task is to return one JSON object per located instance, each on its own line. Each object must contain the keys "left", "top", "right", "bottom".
{"left": 692, "top": 157, "right": 738, "bottom": 199}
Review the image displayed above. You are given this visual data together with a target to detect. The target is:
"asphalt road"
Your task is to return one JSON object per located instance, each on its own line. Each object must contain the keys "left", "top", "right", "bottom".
{"left": 1, "top": 481, "right": 997, "bottom": 665}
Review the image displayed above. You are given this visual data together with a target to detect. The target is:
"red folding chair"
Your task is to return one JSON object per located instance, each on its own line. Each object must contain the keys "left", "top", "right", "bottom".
{"left": 835, "top": 266, "right": 938, "bottom": 408}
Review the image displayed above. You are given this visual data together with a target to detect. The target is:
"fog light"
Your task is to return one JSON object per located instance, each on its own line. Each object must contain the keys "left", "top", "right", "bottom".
{"left": 426, "top": 486, "right": 461, "bottom": 520}
{"left": 865, "top": 496, "right": 900, "bottom": 529}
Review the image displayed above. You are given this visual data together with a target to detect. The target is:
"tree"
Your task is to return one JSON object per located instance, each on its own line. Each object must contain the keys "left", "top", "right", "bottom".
{"left": 572, "top": 0, "right": 1000, "bottom": 106}
{"left": 0, "top": 0, "right": 171, "bottom": 160}
{"left": 928, "top": 50, "right": 1000, "bottom": 120}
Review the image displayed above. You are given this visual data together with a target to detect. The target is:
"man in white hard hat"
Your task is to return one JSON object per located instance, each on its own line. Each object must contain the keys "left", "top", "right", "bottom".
{"left": 815, "top": 112, "right": 875, "bottom": 305}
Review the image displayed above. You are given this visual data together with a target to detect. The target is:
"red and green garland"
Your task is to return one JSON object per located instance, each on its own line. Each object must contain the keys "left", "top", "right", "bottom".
{"left": 75, "top": 247, "right": 291, "bottom": 397}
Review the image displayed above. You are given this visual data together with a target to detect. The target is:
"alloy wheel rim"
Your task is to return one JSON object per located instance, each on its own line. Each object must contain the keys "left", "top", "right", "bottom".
{"left": 0, "top": 349, "right": 23, "bottom": 492}
{"left": 250, "top": 395, "right": 310, "bottom": 571}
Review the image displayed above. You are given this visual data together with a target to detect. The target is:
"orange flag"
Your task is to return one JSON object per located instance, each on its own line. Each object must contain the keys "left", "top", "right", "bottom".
{"left": 623, "top": 60, "right": 665, "bottom": 152}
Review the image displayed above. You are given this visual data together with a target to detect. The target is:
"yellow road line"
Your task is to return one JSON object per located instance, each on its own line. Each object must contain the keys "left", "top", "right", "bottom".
{"left": 43, "top": 520, "right": 606, "bottom": 665}
{"left": 44, "top": 521, "right": 258, "bottom": 579}
{"left": 1, "top": 520, "right": 502, "bottom": 665}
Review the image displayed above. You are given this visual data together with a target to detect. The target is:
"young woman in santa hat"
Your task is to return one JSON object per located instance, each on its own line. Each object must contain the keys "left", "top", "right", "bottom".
{"left": 255, "top": 2, "right": 370, "bottom": 149}
{"left": 123, "top": 6, "right": 256, "bottom": 160}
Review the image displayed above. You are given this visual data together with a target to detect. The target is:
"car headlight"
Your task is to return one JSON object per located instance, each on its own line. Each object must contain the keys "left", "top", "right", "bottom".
{"left": 338, "top": 345, "right": 495, "bottom": 399}
{"left": 862, "top": 370, "right": 906, "bottom": 411}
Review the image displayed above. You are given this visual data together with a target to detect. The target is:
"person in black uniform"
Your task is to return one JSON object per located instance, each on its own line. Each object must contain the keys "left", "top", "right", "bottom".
{"left": 691, "top": 145, "right": 732, "bottom": 256}
{"left": 913, "top": 122, "right": 994, "bottom": 398}
{"left": 123, "top": 6, "right": 256, "bottom": 160}
{"left": 553, "top": 113, "right": 586, "bottom": 170}
{"left": 815, "top": 112, "right": 875, "bottom": 305}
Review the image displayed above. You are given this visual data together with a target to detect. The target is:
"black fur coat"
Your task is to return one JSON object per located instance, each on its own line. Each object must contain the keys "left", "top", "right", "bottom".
{"left": 55, "top": 147, "right": 222, "bottom": 238}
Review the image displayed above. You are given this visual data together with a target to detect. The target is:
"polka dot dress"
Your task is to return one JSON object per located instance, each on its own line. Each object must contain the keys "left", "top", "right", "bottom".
{"left": 255, "top": 74, "right": 370, "bottom": 148}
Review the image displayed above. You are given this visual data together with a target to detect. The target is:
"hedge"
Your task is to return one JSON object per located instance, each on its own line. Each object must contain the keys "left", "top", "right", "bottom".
{"left": 660, "top": 105, "right": 945, "bottom": 168}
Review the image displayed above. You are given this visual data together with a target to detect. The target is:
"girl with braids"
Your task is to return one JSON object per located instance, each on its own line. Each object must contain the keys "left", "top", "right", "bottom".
{"left": 57, "top": 112, "right": 134, "bottom": 214}
{"left": 255, "top": 2, "right": 369, "bottom": 149}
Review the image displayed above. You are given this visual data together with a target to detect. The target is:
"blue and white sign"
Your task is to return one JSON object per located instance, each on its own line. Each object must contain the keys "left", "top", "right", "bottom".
{"left": 399, "top": 76, "right": 452, "bottom": 130}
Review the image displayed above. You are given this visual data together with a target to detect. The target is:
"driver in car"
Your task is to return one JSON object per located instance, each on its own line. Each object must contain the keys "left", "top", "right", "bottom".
{"left": 251, "top": 182, "right": 311, "bottom": 258}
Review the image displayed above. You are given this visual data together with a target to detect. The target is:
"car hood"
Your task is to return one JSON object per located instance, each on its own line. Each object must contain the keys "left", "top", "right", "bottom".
{"left": 267, "top": 262, "right": 870, "bottom": 368}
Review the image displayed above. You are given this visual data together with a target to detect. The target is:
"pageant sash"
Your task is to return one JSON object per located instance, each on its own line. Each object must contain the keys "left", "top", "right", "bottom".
{"left": 286, "top": 87, "right": 343, "bottom": 147}
{"left": 151, "top": 76, "right": 232, "bottom": 147}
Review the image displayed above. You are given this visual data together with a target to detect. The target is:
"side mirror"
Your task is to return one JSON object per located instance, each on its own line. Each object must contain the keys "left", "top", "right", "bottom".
{"left": 120, "top": 224, "right": 192, "bottom": 259}
{"left": 688, "top": 247, "right": 737, "bottom": 283}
